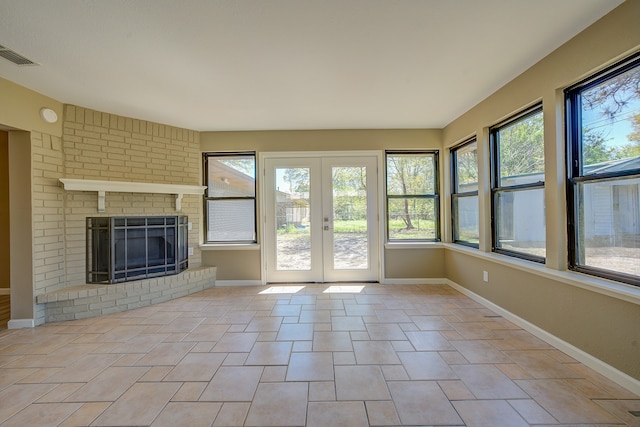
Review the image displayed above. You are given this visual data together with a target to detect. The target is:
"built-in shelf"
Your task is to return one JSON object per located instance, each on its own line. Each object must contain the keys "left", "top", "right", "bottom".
{"left": 59, "top": 178, "right": 207, "bottom": 212}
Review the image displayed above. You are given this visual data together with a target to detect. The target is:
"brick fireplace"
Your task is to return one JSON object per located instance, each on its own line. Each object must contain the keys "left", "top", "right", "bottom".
{"left": 31, "top": 106, "right": 217, "bottom": 325}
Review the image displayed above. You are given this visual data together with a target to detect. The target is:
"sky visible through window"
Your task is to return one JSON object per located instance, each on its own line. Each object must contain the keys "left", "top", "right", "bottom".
{"left": 580, "top": 65, "right": 640, "bottom": 158}
{"left": 582, "top": 98, "right": 639, "bottom": 146}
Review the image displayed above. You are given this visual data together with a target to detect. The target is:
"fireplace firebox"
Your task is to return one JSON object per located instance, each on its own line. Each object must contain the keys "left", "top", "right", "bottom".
{"left": 87, "top": 216, "right": 188, "bottom": 284}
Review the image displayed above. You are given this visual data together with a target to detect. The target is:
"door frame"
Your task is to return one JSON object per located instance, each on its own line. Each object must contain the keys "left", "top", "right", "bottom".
{"left": 259, "top": 151, "right": 384, "bottom": 284}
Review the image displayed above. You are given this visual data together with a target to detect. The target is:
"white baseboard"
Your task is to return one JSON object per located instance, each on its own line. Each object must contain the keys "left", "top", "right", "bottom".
{"left": 0, "top": 288, "right": 10, "bottom": 295}
{"left": 8, "top": 319, "right": 35, "bottom": 329}
{"left": 445, "top": 279, "right": 640, "bottom": 396}
{"left": 380, "top": 278, "right": 447, "bottom": 285}
{"left": 215, "top": 280, "right": 263, "bottom": 287}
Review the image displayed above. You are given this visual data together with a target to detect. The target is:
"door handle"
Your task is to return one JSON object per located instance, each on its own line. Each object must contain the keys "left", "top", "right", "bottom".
{"left": 324, "top": 225, "right": 331, "bottom": 231}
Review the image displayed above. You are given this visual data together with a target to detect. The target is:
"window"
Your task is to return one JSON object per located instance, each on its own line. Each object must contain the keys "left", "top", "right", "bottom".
{"left": 203, "top": 152, "right": 257, "bottom": 243}
{"left": 386, "top": 151, "right": 439, "bottom": 241}
{"left": 451, "top": 138, "right": 479, "bottom": 247}
{"left": 566, "top": 53, "right": 640, "bottom": 286}
{"left": 490, "top": 105, "right": 545, "bottom": 261}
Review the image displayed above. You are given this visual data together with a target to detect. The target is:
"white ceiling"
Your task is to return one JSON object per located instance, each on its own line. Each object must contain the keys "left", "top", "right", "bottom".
{"left": 0, "top": 0, "right": 625, "bottom": 131}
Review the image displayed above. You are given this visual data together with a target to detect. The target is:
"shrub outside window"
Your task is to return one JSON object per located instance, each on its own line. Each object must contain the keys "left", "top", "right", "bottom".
{"left": 451, "top": 138, "right": 479, "bottom": 247}
{"left": 386, "top": 151, "right": 439, "bottom": 241}
{"left": 490, "top": 105, "right": 546, "bottom": 261}
{"left": 203, "top": 152, "right": 257, "bottom": 243}
{"left": 566, "top": 53, "right": 640, "bottom": 286}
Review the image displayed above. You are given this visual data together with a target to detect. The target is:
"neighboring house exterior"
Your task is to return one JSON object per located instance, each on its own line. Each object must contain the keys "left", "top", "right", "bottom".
{"left": 582, "top": 157, "right": 640, "bottom": 246}
{"left": 456, "top": 156, "right": 640, "bottom": 249}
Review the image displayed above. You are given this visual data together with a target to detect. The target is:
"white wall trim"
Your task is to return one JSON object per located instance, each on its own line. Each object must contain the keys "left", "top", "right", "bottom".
{"left": 215, "top": 280, "right": 263, "bottom": 287}
{"left": 445, "top": 279, "right": 640, "bottom": 396}
{"left": 8, "top": 319, "right": 35, "bottom": 329}
{"left": 0, "top": 288, "right": 10, "bottom": 295}
{"left": 380, "top": 278, "right": 447, "bottom": 285}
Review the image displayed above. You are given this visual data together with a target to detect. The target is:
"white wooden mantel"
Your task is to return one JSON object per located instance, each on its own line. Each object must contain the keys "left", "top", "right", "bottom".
{"left": 59, "top": 178, "right": 207, "bottom": 213}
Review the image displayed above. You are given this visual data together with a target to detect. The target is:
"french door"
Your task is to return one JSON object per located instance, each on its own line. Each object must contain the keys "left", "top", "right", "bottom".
{"left": 264, "top": 155, "right": 379, "bottom": 283}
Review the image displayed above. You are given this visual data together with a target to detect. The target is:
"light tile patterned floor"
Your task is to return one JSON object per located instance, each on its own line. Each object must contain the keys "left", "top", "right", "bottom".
{"left": 0, "top": 283, "right": 638, "bottom": 426}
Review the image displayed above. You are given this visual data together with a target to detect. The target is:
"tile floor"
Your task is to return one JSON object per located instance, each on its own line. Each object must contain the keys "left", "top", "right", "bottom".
{"left": 0, "top": 283, "right": 638, "bottom": 426}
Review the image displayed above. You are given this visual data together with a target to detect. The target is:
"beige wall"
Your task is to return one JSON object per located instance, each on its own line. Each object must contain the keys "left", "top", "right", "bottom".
{"left": 0, "top": 77, "right": 63, "bottom": 137}
{"left": 8, "top": 131, "right": 33, "bottom": 321}
{"left": 446, "top": 250, "right": 640, "bottom": 380}
{"left": 442, "top": 0, "right": 640, "bottom": 380}
{"left": 208, "top": 251, "right": 262, "bottom": 281}
{"left": 201, "top": 129, "right": 441, "bottom": 153}
{"left": 385, "top": 247, "right": 444, "bottom": 279}
{"left": 0, "top": 131, "right": 9, "bottom": 289}
{"left": 200, "top": 129, "right": 443, "bottom": 280}
{"left": 0, "top": 77, "right": 63, "bottom": 322}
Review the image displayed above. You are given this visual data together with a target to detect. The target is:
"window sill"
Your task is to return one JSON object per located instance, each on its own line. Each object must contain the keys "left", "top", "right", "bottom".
{"left": 443, "top": 243, "right": 640, "bottom": 306}
{"left": 200, "top": 243, "right": 261, "bottom": 251}
{"left": 385, "top": 241, "right": 444, "bottom": 249}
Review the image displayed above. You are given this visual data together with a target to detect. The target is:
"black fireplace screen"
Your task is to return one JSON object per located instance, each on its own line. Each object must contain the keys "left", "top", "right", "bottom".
{"left": 87, "top": 216, "right": 188, "bottom": 284}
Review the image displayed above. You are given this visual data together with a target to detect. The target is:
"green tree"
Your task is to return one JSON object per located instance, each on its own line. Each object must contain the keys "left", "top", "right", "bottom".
{"left": 582, "top": 65, "right": 640, "bottom": 160}
{"left": 498, "top": 112, "right": 544, "bottom": 180}
{"left": 332, "top": 167, "right": 367, "bottom": 222}
{"left": 582, "top": 128, "right": 615, "bottom": 165}
{"left": 332, "top": 166, "right": 366, "bottom": 192}
{"left": 582, "top": 67, "right": 639, "bottom": 122}
{"left": 621, "top": 113, "right": 640, "bottom": 157}
{"left": 629, "top": 113, "right": 640, "bottom": 142}
{"left": 387, "top": 154, "right": 434, "bottom": 230}
{"left": 282, "top": 168, "right": 309, "bottom": 193}
{"left": 455, "top": 144, "right": 478, "bottom": 191}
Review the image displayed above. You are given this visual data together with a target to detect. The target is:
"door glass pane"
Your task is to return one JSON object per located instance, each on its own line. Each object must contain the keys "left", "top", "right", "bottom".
{"left": 332, "top": 166, "right": 368, "bottom": 270}
{"left": 276, "top": 167, "right": 311, "bottom": 270}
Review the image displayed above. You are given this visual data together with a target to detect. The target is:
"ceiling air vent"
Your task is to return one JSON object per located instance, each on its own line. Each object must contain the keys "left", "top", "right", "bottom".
{"left": 0, "top": 44, "right": 38, "bottom": 66}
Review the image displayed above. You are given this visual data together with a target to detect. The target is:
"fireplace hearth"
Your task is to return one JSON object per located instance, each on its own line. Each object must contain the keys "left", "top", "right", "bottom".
{"left": 87, "top": 216, "right": 188, "bottom": 284}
